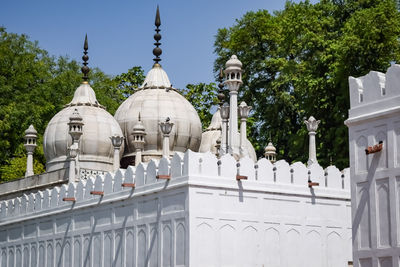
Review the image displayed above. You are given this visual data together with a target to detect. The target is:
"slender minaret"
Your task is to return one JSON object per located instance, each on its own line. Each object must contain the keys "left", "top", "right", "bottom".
{"left": 224, "top": 55, "right": 243, "bottom": 156}
{"left": 132, "top": 114, "right": 146, "bottom": 166}
{"left": 68, "top": 109, "right": 84, "bottom": 182}
{"left": 24, "top": 125, "right": 37, "bottom": 177}
{"left": 238, "top": 101, "right": 251, "bottom": 157}
{"left": 159, "top": 117, "right": 174, "bottom": 158}
{"left": 110, "top": 135, "right": 124, "bottom": 171}
{"left": 304, "top": 116, "right": 320, "bottom": 166}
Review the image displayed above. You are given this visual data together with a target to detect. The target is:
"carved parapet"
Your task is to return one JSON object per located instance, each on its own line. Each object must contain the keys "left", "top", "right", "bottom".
{"left": 0, "top": 150, "right": 350, "bottom": 223}
{"left": 347, "top": 64, "right": 400, "bottom": 122}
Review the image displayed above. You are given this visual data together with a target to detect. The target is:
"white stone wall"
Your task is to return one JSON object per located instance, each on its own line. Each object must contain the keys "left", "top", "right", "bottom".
{"left": 187, "top": 152, "right": 351, "bottom": 267}
{"left": 0, "top": 151, "right": 351, "bottom": 267}
{"left": 346, "top": 65, "right": 400, "bottom": 267}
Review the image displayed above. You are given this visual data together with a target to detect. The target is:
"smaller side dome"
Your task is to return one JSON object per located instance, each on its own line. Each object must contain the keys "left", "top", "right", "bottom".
{"left": 43, "top": 82, "right": 124, "bottom": 173}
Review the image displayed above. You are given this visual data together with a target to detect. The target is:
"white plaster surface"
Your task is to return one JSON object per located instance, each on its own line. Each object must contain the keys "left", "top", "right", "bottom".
{"left": 0, "top": 151, "right": 351, "bottom": 266}
{"left": 346, "top": 65, "right": 400, "bottom": 267}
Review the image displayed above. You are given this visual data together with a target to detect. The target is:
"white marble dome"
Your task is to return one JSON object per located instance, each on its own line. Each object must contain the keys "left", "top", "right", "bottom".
{"left": 43, "top": 82, "right": 123, "bottom": 172}
{"left": 114, "top": 64, "right": 202, "bottom": 164}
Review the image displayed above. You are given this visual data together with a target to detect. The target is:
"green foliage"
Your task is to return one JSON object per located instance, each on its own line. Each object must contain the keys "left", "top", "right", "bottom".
{"left": 90, "top": 66, "right": 144, "bottom": 115}
{"left": 0, "top": 154, "right": 45, "bottom": 182}
{"left": 214, "top": 0, "right": 400, "bottom": 169}
{"left": 182, "top": 83, "right": 218, "bottom": 129}
{"left": 0, "top": 27, "right": 144, "bottom": 182}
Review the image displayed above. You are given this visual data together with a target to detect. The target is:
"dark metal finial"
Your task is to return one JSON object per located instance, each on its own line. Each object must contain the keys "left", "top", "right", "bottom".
{"left": 155, "top": 5, "right": 161, "bottom": 27}
{"left": 81, "top": 34, "right": 90, "bottom": 81}
{"left": 153, "top": 5, "right": 162, "bottom": 64}
{"left": 217, "top": 68, "right": 225, "bottom": 107}
{"left": 218, "top": 68, "right": 224, "bottom": 90}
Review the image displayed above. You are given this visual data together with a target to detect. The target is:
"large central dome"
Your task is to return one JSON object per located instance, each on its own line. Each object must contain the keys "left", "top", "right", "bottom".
{"left": 114, "top": 64, "right": 202, "bottom": 165}
{"left": 115, "top": 7, "right": 202, "bottom": 166}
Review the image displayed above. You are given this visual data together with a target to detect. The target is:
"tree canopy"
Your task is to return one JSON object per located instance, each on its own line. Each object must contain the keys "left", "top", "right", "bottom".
{"left": 214, "top": 0, "right": 400, "bottom": 169}
{"left": 1, "top": 0, "right": 400, "bottom": 180}
{"left": 0, "top": 28, "right": 145, "bottom": 181}
{"left": 182, "top": 83, "right": 218, "bottom": 130}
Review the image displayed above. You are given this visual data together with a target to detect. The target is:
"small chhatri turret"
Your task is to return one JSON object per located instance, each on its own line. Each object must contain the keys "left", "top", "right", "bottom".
{"left": 24, "top": 124, "right": 38, "bottom": 177}
{"left": 153, "top": 5, "right": 162, "bottom": 65}
{"left": 67, "top": 109, "right": 84, "bottom": 182}
{"left": 264, "top": 136, "right": 277, "bottom": 163}
{"left": 132, "top": 113, "right": 146, "bottom": 166}
{"left": 224, "top": 55, "right": 243, "bottom": 156}
{"left": 68, "top": 109, "right": 84, "bottom": 143}
{"left": 81, "top": 34, "right": 89, "bottom": 82}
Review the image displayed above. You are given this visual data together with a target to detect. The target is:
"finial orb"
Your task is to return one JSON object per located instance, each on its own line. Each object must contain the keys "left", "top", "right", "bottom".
{"left": 154, "top": 33, "right": 161, "bottom": 41}
{"left": 153, "top": 47, "right": 162, "bottom": 57}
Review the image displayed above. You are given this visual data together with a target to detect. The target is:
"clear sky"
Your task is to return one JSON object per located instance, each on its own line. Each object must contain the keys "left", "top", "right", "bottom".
{"left": 1, "top": 0, "right": 316, "bottom": 89}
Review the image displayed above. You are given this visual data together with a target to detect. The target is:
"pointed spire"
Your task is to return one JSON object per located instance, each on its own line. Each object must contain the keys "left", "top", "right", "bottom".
{"left": 153, "top": 5, "right": 162, "bottom": 65}
{"left": 155, "top": 5, "right": 161, "bottom": 27}
{"left": 81, "top": 34, "right": 90, "bottom": 82}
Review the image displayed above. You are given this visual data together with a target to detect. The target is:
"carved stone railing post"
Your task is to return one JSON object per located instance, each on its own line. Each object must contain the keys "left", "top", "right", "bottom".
{"left": 238, "top": 101, "right": 251, "bottom": 157}
{"left": 110, "top": 135, "right": 124, "bottom": 171}
{"left": 304, "top": 116, "right": 320, "bottom": 166}
{"left": 220, "top": 102, "right": 230, "bottom": 155}
{"left": 159, "top": 117, "right": 174, "bottom": 158}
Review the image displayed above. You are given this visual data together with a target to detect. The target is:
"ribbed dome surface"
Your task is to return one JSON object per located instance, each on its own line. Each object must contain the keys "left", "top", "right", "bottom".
{"left": 141, "top": 64, "right": 172, "bottom": 89}
{"left": 43, "top": 83, "right": 123, "bottom": 172}
{"left": 115, "top": 88, "right": 202, "bottom": 161}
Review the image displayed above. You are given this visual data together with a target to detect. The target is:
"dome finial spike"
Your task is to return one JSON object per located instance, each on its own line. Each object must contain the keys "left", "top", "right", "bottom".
{"left": 84, "top": 34, "right": 88, "bottom": 51}
{"left": 81, "top": 34, "right": 90, "bottom": 82}
{"left": 153, "top": 5, "right": 162, "bottom": 65}
{"left": 155, "top": 5, "right": 161, "bottom": 27}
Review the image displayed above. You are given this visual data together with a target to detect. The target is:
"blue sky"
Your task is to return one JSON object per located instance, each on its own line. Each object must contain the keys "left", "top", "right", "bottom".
{"left": 1, "top": 0, "right": 316, "bottom": 89}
